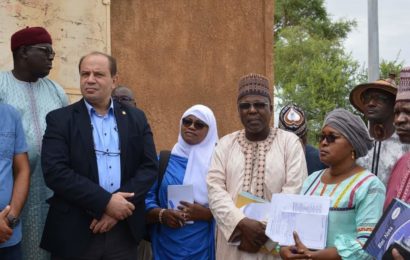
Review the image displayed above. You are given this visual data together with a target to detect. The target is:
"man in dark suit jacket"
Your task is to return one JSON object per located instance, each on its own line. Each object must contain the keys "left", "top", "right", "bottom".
{"left": 40, "top": 51, "right": 158, "bottom": 259}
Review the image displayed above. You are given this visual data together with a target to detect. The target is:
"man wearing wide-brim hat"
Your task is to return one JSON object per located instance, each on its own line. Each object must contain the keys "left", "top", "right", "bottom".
{"left": 349, "top": 75, "right": 410, "bottom": 186}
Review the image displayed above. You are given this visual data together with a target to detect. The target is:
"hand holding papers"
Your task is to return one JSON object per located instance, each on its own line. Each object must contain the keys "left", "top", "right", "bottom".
{"left": 233, "top": 191, "right": 277, "bottom": 254}
{"left": 265, "top": 193, "right": 330, "bottom": 250}
{"left": 236, "top": 191, "right": 270, "bottom": 222}
{"left": 167, "top": 184, "right": 194, "bottom": 224}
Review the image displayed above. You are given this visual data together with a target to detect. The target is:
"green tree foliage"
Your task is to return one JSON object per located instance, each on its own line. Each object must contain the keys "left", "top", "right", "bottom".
{"left": 379, "top": 58, "right": 404, "bottom": 83}
{"left": 353, "top": 58, "right": 404, "bottom": 85}
{"left": 276, "top": 30, "right": 360, "bottom": 141}
{"left": 274, "top": 0, "right": 355, "bottom": 41}
{"left": 275, "top": 0, "right": 359, "bottom": 143}
{"left": 274, "top": 1, "right": 404, "bottom": 144}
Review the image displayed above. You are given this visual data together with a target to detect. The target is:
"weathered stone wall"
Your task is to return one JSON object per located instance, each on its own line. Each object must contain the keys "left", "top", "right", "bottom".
{"left": 0, "top": 0, "right": 111, "bottom": 103}
{"left": 111, "top": 0, "right": 274, "bottom": 150}
{"left": 0, "top": 1, "right": 274, "bottom": 149}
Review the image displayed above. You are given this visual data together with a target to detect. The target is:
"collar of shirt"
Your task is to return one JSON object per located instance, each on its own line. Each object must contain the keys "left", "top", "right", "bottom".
{"left": 83, "top": 98, "right": 115, "bottom": 117}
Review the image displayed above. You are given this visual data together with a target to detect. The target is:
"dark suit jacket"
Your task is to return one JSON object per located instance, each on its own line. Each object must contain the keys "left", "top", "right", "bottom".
{"left": 305, "top": 144, "right": 327, "bottom": 175}
{"left": 40, "top": 99, "right": 158, "bottom": 258}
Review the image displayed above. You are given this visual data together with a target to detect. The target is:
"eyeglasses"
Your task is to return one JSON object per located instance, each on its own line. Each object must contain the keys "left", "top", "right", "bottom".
{"left": 94, "top": 148, "right": 121, "bottom": 157}
{"left": 238, "top": 102, "right": 269, "bottom": 111}
{"left": 361, "top": 92, "right": 391, "bottom": 105}
{"left": 182, "top": 118, "right": 208, "bottom": 130}
{"left": 30, "top": 46, "right": 56, "bottom": 59}
{"left": 318, "top": 133, "right": 341, "bottom": 144}
{"left": 113, "top": 96, "right": 135, "bottom": 103}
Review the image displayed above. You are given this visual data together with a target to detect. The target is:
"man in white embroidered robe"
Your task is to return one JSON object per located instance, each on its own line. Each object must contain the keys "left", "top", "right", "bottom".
{"left": 207, "top": 73, "right": 307, "bottom": 260}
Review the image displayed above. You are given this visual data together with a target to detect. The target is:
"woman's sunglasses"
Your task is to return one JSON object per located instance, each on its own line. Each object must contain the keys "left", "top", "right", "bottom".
{"left": 182, "top": 118, "right": 208, "bottom": 130}
{"left": 318, "top": 133, "right": 341, "bottom": 143}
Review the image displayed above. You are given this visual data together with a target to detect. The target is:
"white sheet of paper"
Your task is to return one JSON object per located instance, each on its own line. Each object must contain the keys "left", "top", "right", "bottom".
{"left": 278, "top": 211, "right": 328, "bottom": 249}
{"left": 265, "top": 193, "right": 330, "bottom": 250}
{"left": 167, "top": 184, "right": 194, "bottom": 209}
{"left": 167, "top": 184, "right": 194, "bottom": 224}
{"left": 241, "top": 202, "right": 271, "bottom": 221}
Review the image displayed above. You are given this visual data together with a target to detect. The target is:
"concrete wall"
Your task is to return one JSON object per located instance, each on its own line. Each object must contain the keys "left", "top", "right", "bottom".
{"left": 111, "top": 0, "right": 274, "bottom": 150}
{"left": 0, "top": 0, "right": 111, "bottom": 103}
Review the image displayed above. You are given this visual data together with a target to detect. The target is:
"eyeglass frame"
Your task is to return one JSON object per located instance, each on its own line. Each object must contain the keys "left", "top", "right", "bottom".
{"left": 181, "top": 117, "right": 208, "bottom": 130}
{"left": 113, "top": 95, "right": 135, "bottom": 103}
{"left": 94, "top": 148, "right": 121, "bottom": 157}
{"left": 29, "top": 45, "right": 56, "bottom": 59}
{"left": 360, "top": 91, "right": 392, "bottom": 105}
{"left": 91, "top": 123, "right": 121, "bottom": 157}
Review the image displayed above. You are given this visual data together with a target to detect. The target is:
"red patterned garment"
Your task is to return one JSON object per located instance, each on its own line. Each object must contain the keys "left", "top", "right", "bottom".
{"left": 385, "top": 151, "right": 410, "bottom": 209}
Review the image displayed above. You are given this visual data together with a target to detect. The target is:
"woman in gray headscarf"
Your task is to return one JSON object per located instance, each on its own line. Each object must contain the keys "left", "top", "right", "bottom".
{"left": 281, "top": 108, "right": 386, "bottom": 260}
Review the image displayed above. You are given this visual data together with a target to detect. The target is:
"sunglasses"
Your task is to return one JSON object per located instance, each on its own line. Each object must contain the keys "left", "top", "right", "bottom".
{"left": 238, "top": 102, "right": 269, "bottom": 110}
{"left": 361, "top": 92, "right": 391, "bottom": 105}
{"left": 30, "top": 45, "right": 56, "bottom": 59}
{"left": 318, "top": 133, "right": 341, "bottom": 143}
{"left": 182, "top": 118, "right": 208, "bottom": 130}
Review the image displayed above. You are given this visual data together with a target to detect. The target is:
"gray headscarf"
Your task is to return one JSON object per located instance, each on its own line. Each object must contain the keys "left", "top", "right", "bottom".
{"left": 323, "top": 108, "right": 373, "bottom": 158}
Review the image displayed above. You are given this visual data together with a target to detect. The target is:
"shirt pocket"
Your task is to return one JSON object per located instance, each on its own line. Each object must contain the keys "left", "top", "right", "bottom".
{"left": 0, "top": 132, "right": 14, "bottom": 161}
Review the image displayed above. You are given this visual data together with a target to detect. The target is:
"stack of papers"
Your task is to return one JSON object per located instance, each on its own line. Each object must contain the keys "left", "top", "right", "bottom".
{"left": 265, "top": 193, "right": 330, "bottom": 250}
{"left": 232, "top": 191, "right": 276, "bottom": 252}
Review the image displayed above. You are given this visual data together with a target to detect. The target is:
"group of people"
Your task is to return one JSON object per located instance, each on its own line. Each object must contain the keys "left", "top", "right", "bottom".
{"left": 0, "top": 25, "right": 409, "bottom": 260}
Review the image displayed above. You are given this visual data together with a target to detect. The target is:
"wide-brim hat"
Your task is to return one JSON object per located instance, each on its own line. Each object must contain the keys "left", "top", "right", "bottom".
{"left": 349, "top": 79, "right": 397, "bottom": 113}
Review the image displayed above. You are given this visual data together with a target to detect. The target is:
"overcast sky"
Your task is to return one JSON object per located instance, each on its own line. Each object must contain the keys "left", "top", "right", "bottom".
{"left": 275, "top": 1, "right": 410, "bottom": 124}
{"left": 325, "top": 0, "right": 410, "bottom": 67}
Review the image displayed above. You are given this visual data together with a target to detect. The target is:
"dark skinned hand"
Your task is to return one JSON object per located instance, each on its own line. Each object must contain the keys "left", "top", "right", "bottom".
{"left": 236, "top": 218, "right": 268, "bottom": 253}
{"left": 0, "top": 206, "right": 12, "bottom": 243}
{"left": 162, "top": 209, "right": 186, "bottom": 229}
{"left": 178, "top": 201, "right": 212, "bottom": 222}
{"left": 280, "top": 231, "right": 314, "bottom": 260}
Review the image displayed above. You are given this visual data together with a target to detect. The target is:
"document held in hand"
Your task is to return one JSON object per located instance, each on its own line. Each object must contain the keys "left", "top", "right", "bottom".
{"left": 265, "top": 193, "right": 331, "bottom": 250}
{"left": 230, "top": 191, "right": 277, "bottom": 254}
{"left": 167, "top": 184, "right": 194, "bottom": 223}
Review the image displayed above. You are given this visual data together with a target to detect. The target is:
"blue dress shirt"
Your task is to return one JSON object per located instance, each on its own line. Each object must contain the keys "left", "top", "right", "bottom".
{"left": 0, "top": 104, "right": 28, "bottom": 248}
{"left": 84, "top": 99, "right": 121, "bottom": 193}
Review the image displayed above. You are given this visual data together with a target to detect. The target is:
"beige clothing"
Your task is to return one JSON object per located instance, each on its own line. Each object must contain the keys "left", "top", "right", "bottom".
{"left": 207, "top": 128, "right": 308, "bottom": 260}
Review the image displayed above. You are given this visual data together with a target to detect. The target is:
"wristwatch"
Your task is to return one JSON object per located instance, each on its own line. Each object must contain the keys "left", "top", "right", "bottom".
{"left": 6, "top": 214, "right": 20, "bottom": 229}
